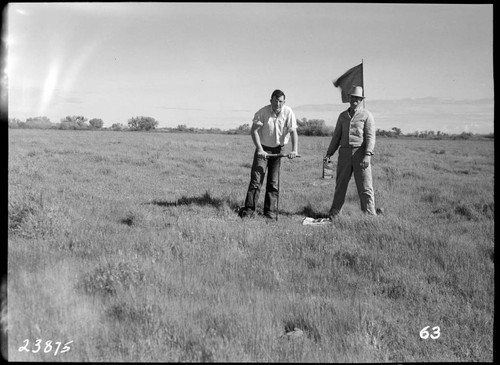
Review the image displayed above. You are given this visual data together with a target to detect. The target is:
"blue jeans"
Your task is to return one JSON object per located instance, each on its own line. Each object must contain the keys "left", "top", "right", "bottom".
{"left": 244, "top": 145, "right": 283, "bottom": 215}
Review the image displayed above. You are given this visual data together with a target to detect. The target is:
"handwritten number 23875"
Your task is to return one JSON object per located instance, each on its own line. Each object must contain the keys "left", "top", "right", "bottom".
{"left": 18, "top": 339, "right": 73, "bottom": 356}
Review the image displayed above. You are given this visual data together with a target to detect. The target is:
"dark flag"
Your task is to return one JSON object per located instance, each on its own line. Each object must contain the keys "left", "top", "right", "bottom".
{"left": 333, "top": 63, "right": 363, "bottom": 103}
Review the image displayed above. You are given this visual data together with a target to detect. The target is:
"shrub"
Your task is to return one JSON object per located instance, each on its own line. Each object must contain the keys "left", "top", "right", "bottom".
{"left": 111, "top": 123, "right": 125, "bottom": 131}
{"left": 8, "top": 118, "right": 23, "bottom": 128}
{"left": 26, "top": 116, "right": 53, "bottom": 129}
{"left": 8, "top": 192, "right": 70, "bottom": 238}
{"left": 60, "top": 115, "right": 89, "bottom": 130}
{"left": 128, "top": 116, "right": 159, "bottom": 131}
{"left": 297, "top": 118, "right": 332, "bottom": 136}
{"left": 89, "top": 118, "right": 104, "bottom": 129}
{"left": 77, "top": 262, "right": 145, "bottom": 297}
{"left": 8, "top": 116, "right": 55, "bottom": 129}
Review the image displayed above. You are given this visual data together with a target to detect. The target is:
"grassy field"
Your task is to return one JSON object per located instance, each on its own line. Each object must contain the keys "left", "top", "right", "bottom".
{"left": 7, "top": 129, "right": 494, "bottom": 362}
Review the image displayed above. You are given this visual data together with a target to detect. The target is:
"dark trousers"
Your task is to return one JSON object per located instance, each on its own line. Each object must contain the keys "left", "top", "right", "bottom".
{"left": 244, "top": 145, "right": 283, "bottom": 214}
{"left": 330, "top": 146, "right": 376, "bottom": 216}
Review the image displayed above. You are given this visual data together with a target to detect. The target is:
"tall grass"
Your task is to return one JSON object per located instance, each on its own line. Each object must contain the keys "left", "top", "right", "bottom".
{"left": 8, "top": 129, "right": 494, "bottom": 362}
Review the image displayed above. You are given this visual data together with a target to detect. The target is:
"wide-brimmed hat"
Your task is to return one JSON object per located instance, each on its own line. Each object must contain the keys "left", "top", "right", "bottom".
{"left": 349, "top": 86, "right": 365, "bottom": 99}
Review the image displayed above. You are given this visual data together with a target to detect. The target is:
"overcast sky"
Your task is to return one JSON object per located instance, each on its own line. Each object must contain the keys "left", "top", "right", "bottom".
{"left": 4, "top": 3, "right": 494, "bottom": 133}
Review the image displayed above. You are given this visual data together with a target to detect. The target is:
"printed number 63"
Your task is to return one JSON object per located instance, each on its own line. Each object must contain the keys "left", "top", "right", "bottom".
{"left": 420, "top": 326, "right": 440, "bottom": 339}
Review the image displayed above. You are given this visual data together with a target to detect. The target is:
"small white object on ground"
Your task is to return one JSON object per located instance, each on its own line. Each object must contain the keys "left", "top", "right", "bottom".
{"left": 302, "top": 217, "right": 332, "bottom": 225}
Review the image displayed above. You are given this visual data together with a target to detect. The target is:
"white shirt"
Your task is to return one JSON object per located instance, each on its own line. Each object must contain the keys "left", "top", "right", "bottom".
{"left": 252, "top": 105, "right": 297, "bottom": 147}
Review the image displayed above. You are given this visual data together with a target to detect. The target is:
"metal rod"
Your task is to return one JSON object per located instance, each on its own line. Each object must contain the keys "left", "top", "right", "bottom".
{"left": 265, "top": 153, "right": 301, "bottom": 158}
{"left": 276, "top": 158, "right": 280, "bottom": 221}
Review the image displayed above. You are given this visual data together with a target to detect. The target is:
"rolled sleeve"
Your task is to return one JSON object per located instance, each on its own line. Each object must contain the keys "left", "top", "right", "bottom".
{"left": 252, "top": 111, "right": 264, "bottom": 127}
{"left": 288, "top": 109, "right": 297, "bottom": 132}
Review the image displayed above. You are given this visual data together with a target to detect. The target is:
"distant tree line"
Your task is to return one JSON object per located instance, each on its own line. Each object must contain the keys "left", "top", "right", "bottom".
{"left": 376, "top": 128, "right": 491, "bottom": 140}
{"left": 8, "top": 115, "right": 157, "bottom": 131}
{"left": 7, "top": 116, "right": 493, "bottom": 140}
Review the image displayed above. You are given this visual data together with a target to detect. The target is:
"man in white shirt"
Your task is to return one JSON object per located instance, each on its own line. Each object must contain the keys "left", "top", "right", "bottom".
{"left": 240, "top": 89, "right": 299, "bottom": 219}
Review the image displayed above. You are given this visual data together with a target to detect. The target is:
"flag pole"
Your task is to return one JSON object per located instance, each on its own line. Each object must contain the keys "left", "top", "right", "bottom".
{"left": 362, "top": 59, "right": 365, "bottom": 108}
